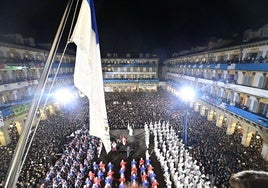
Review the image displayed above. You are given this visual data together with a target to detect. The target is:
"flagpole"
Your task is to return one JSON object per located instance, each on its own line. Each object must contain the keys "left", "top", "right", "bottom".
{"left": 4, "top": 0, "right": 73, "bottom": 187}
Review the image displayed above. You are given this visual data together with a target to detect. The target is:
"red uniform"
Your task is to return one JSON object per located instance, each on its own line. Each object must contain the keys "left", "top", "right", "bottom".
{"left": 88, "top": 171, "right": 95, "bottom": 181}
{"left": 119, "top": 176, "right": 126, "bottom": 183}
{"left": 139, "top": 158, "right": 145, "bottom": 167}
{"left": 152, "top": 180, "right": 159, "bottom": 188}
{"left": 120, "top": 160, "right": 127, "bottom": 169}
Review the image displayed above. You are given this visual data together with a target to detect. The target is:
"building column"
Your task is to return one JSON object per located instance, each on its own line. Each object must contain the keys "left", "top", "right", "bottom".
{"left": 15, "top": 122, "right": 23, "bottom": 135}
{"left": 207, "top": 109, "right": 215, "bottom": 121}
{"left": 193, "top": 102, "right": 200, "bottom": 112}
{"left": 216, "top": 114, "right": 224, "bottom": 127}
{"left": 39, "top": 109, "right": 48, "bottom": 120}
{"left": 226, "top": 117, "right": 236, "bottom": 135}
{"left": 200, "top": 105, "right": 207, "bottom": 116}
{"left": 47, "top": 105, "right": 55, "bottom": 115}
{"left": 241, "top": 124, "right": 254, "bottom": 147}
{"left": 0, "top": 126, "right": 11, "bottom": 145}
{"left": 261, "top": 142, "right": 268, "bottom": 161}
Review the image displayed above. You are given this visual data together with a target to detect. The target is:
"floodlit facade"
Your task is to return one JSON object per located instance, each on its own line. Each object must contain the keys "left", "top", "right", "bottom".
{"left": 162, "top": 24, "right": 268, "bottom": 160}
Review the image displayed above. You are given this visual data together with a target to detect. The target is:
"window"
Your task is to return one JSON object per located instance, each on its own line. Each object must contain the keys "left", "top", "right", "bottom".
{"left": 259, "top": 102, "right": 268, "bottom": 117}
{"left": 246, "top": 98, "right": 252, "bottom": 108}
{"left": 228, "top": 92, "right": 233, "bottom": 103}
{"left": 252, "top": 100, "right": 258, "bottom": 113}
{"left": 258, "top": 75, "right": 265, "bottom": 88}
{"left": 244, "top": 75, "right": 251, "bottom": 86}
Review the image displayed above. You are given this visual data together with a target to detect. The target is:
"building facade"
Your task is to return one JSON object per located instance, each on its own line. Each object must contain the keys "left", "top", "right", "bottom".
{"left": 162, "top": 30, "right": 268, "bottom": 160}
{"left": 0, "top": 41, "right": 159, "bottom": 145}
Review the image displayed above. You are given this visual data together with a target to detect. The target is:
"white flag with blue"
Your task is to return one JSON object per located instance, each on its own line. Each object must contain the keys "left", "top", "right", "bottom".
{"left": 71, "top": 0, "right": 111, "bottom": 153}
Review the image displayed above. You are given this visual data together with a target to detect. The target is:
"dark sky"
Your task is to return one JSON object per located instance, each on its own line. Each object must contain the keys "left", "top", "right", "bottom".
{"left": 1, "top": 0, "right": 268, "bottom": 58}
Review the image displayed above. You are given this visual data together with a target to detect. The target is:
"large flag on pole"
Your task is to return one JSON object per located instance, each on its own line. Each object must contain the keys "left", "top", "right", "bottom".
{"left": 71, "top": 0, "right": 111, "bottom": 153}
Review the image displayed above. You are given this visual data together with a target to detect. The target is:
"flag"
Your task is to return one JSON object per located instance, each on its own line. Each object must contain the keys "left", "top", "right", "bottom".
{"left": 71, "top": 0, "right": 111, "bottom": 153}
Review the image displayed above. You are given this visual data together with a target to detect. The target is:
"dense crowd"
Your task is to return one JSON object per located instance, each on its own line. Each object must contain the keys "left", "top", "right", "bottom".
{"left": 0, "top": 87, "right": 267, "bottom": 187}
{"left": 105, "top": 89, "right": 181, "bottom": 129}
{"left": 106, "top": 88, "right": 268, "bottom": 186}
{"left": 148, "top": 121, "right": 213, "bottom": 187}
{"left": 183, "top": 113, "right": 267, "bottom": 186}
{"left": 0, "top": 97, "right": 89, "bottom": 187}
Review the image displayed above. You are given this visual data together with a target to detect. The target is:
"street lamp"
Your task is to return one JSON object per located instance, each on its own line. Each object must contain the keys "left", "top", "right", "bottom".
{"left": 54, "top": 88, "right": 76, "bottom": 106}
{"left": 179, "top": 87, "right": 195, "bottom": 145}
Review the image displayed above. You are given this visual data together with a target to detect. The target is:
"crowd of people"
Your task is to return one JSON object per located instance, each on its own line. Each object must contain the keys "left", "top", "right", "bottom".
{"left": 0, "top": 97, "right": 90, "bottom": 187}
{"left": 42, "top": 127, "right": 102, "bottom": 187}
{"left": 179, "top": 111, "right": 267, "bottom": 186}
{"left": 105, "top": 88, "right": 268, "bottom": 187}
{"left": 105, "top": 89, "right": 180, "bottom": 130}
{"left": 0, "top": 87, "right": 267, "bottom": 187}
{"left": 148, "top": 121, "right": 213, "bottom": 187}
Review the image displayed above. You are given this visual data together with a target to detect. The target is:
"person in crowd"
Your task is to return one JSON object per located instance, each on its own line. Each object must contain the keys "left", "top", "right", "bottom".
{"left": 111, "top": 141, "right": 117, "bottom": 151}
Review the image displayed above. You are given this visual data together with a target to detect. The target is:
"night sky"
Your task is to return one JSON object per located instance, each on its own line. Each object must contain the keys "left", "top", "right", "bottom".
{"left": 0, "top": 0, "right": 268, "bottom": 59}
